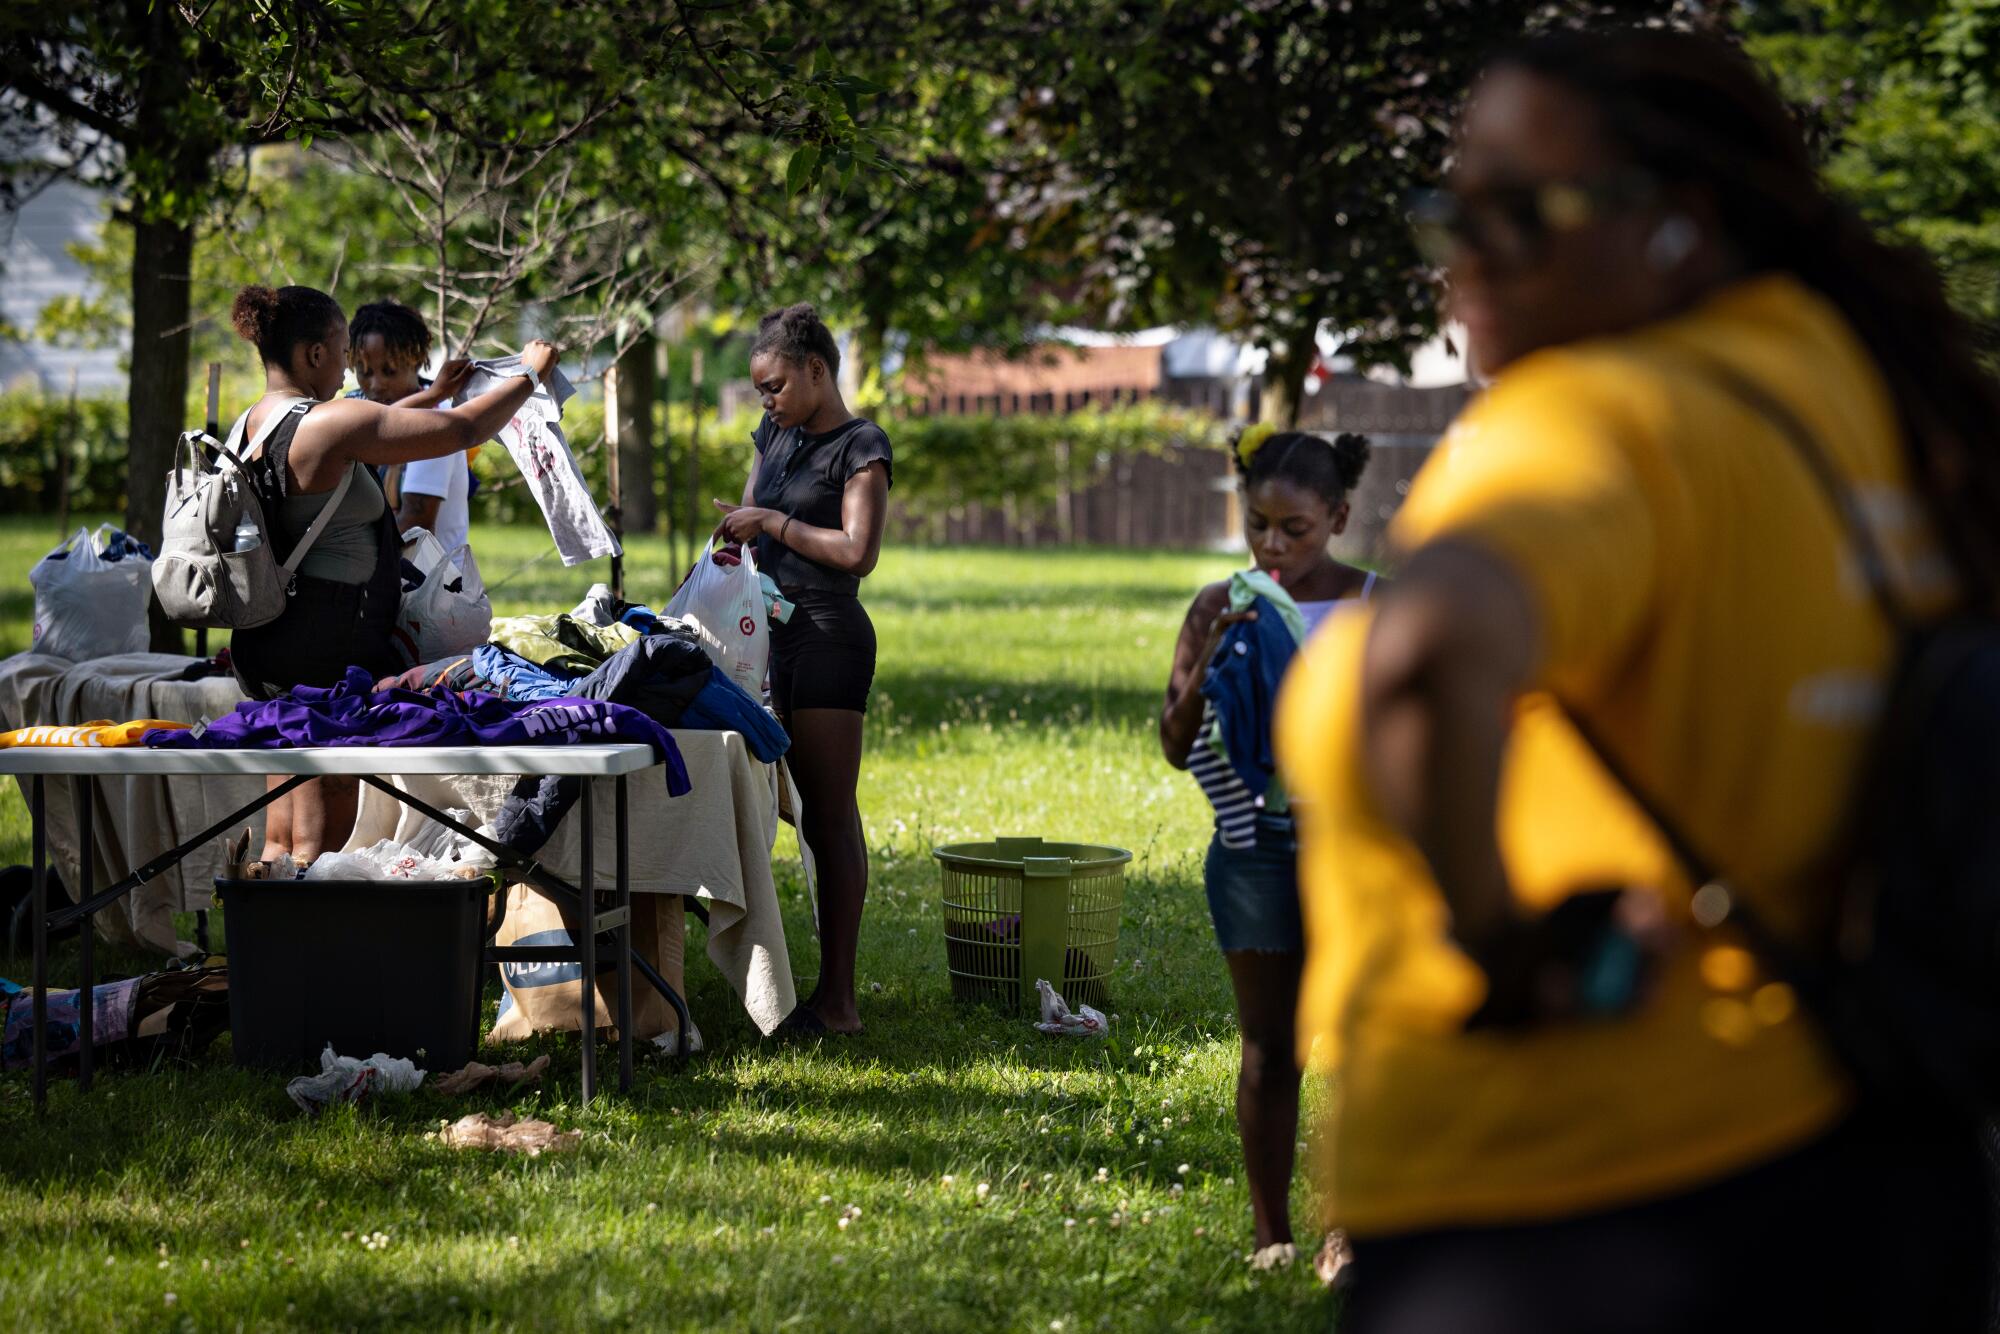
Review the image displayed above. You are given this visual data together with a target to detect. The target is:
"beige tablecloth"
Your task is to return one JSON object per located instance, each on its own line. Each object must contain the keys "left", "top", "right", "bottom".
{"left": 0, "top": 652, "right": 260, "bottom": 955}
{"left": 345, "top": 731, "right": 800, "bottom": 1035}
{"left": 0, "top": 653, "right": 803, "bottom": 1036}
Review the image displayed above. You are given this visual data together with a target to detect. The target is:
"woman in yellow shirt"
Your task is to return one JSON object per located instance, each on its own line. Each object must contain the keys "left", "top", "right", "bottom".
{"left": 1276, "top": 29, "right": 1990, "bottom": 1331}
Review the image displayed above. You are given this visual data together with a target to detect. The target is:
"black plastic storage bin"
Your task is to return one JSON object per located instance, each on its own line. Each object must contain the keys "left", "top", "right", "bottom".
{"left": 215, "top": 876, "right": 487, "bottom": 1071}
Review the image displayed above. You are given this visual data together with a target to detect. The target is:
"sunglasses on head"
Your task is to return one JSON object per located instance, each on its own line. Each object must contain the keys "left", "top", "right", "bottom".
{"left": 1408, "top": 170, "right": 1659, "bottom": 270}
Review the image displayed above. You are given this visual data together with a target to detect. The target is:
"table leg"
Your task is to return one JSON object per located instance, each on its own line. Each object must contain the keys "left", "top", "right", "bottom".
{"left": 74, "top": 777, "right": 93, "bottom": 1093}
{"left": 616, "top": 774, "right": 633, "bottom": 1092}
{"left": 30, "top": 775, "right": 47, "bottom": 1115}
{"left": 578, "top": 778, "right": 597, "bottom": 1105}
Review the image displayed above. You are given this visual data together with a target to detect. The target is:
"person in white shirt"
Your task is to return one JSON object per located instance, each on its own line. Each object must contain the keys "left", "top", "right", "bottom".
{"left": 347, "top": 299, "right": 482, "bottom": 581}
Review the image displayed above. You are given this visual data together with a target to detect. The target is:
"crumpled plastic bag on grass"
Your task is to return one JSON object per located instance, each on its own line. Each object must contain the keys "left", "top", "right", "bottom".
{"left": 286, "top": 1043, "right": 426, "bottom": 1114}
{"left": 438, "top": 1111, "right": 581, "bottom": 1155}
{"left": 432, "top": 1054, "right": 550, "bottom": 1096}
{"left": 1034, "top": 978, "right": 1108, "bottom": 1038}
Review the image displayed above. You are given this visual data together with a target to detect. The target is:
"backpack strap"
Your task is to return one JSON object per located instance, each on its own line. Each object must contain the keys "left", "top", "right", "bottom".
{"left": 1676, "top": 350, "right": 1913, "bottom": 635}
{"left": 279, "top": 463, "right": 357, "bottom": 581}
{"left": 1549, "top": 353, "right": 1906, "bottom": 955}
{"left": 221, "top": 395, "right": 310, "bottom": 470}
{"left": 226, "top": 396, "right": 355, "bottom": 585}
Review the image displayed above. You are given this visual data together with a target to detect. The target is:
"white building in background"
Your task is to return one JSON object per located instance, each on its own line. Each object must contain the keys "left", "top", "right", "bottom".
{"left": 0, "top": 178, "right": 124, "bottom": 395}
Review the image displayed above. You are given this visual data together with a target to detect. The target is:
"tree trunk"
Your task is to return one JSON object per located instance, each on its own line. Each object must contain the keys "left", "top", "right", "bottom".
{"left": 1264, "top": 304, "right": 1326, "bottom": 430}
{"left": 614, "top": 331, "right": 658, "bottom": 534}
{"left": 127, "top": 215, "right": 194, "bottom": 652}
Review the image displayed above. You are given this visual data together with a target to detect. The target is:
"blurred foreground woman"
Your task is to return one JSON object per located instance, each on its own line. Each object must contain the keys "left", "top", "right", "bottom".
{"left": 1276, "top": 28, "right": 1991, "bottom": 1333}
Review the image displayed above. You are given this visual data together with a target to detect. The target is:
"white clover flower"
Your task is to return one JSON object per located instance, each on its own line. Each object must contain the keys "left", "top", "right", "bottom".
{"left": 1177, "top": 1163, "right": 1191, "bottom": 1176}
{"left": 975, "top": 1182, "right": 990, "bottom": 1199}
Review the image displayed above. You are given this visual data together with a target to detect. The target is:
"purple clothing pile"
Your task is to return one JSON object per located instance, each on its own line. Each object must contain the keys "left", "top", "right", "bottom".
{"left": 145, "top": 666, "right": 691, "bottom": 796}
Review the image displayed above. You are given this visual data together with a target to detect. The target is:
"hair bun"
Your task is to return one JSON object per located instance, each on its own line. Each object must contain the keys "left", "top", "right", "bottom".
{"left": 1331, "top": 432, "right": 1373, "bottom": 491}
{"left": 230, "top": 285, "right": 280, "bottom": 344}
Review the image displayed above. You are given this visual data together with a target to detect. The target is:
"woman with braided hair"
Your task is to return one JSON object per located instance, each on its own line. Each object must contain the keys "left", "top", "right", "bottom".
{"left": 1159, "top": 427, "right": 1372, "bottom": 1271}
{"left": 1276, "top": 27, "right": 1988, "bottom": 1330}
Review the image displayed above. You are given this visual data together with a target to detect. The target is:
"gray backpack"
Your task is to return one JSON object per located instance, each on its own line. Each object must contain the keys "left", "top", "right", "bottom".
{"left": 150, "top": 397, "right": 353, "bottom": 630}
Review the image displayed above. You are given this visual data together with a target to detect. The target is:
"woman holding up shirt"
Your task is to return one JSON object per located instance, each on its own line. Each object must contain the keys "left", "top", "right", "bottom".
{"left": 714, "top": 303, "right": 892, "bottom": 1036}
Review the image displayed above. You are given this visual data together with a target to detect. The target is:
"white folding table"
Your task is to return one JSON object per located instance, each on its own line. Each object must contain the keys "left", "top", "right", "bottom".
{"left": 0, "top": 743, "right": 672, "bottom": 1113}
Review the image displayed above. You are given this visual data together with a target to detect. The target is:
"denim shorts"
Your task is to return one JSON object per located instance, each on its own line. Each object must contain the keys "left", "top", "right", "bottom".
{"left": 1202, "top": 816, "right": 1304, "bottom": 954}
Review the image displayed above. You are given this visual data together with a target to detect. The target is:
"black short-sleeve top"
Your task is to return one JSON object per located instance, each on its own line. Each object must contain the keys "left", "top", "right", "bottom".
{"left": 750, "top": 414, "right": 893, "bottom": 596}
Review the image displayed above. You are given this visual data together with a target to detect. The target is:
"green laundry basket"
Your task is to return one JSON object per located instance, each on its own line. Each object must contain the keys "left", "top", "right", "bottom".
{"left": 934, "top": 836, "right": 1131, "bottom": 1015}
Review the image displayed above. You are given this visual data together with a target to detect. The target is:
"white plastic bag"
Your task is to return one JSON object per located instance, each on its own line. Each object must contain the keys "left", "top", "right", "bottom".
{"left": 390, "top": 526, "right": 492, "bottom": 666}
{"left": 30, "top": 525, "right": 153, "bottom": 661}
{"left": 1034, "top": 979, "right": 1108, "bottom": 1038}
{"left": 665, "top": 539, "right": 770, "bottom": 698}
{"left": 285, "top": 1043, "right": 426, "bottom": 1114}
{"left": 304, "top": 838, "right": 460, "bottom": 881}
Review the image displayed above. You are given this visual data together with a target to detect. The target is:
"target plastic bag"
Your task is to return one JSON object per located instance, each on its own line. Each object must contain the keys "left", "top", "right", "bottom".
{"left": 1034, "top": 979, "right": 1108, "bottom": 1038}
{"left": 30, "top": 525, "right": 153, "bottom": 661}
{"left": 390, "top": 526, "right": 491, "bottom": 666}
{"left": 665, "top": 539, "right": 769, "bottom": 698}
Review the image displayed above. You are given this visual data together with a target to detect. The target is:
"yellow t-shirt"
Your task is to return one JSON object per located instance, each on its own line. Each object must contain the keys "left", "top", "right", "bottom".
{"left": 1275, "top": 274, "right": 1950, "bottom": 1236}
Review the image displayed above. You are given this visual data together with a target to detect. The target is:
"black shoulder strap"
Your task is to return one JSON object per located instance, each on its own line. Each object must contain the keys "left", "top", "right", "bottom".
{"left": 1553, "top": 354, "right": 1903, "bottom": 941}
{"left": 1677, "top": 350, "right": 1911, "bottom": 634}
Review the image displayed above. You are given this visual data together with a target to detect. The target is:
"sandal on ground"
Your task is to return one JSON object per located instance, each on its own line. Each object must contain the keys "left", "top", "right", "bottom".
{"left": 1249, "top": 1242, "right": 1298, "bottom": 1271}
{"left": 1314, "top": 1230, "right": 1355, "bottom": 1288}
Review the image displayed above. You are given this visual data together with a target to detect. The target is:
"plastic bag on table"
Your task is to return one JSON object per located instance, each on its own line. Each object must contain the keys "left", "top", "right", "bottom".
{"left": 665, "top": 539, "right": 770, "bottom": 699}
{"left": 1034, "top": 979, "right": 1108, "bottom": 1038}
{"left": 30, "top": 524, "right": 153, "bottom": 661}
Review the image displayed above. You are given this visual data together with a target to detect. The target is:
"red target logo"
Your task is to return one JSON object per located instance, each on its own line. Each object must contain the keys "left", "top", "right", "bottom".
{"left": 739, "top": 616, "right": 757, "bottom": 636}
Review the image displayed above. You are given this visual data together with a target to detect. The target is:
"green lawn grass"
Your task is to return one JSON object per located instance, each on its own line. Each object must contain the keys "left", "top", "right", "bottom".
{"left": 0, "top": 518, "right": 1340, "bottom": 1331}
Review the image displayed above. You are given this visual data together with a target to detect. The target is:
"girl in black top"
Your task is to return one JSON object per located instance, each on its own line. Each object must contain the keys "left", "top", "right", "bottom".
{"left": 714, "top": 303, "right": 892, "bottom": 1035}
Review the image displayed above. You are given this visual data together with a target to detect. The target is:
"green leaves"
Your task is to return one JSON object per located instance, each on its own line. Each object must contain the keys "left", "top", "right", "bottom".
{"left": 786, "top": 144, "right": 821, "bottom": 197}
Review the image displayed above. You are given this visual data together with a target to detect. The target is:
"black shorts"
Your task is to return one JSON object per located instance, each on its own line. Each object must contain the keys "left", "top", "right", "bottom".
{"left": 230, "top": 575, "right": 400, "bottom": 702}
{"left": 769, "top": 589, "right": 876, "bottom": 715}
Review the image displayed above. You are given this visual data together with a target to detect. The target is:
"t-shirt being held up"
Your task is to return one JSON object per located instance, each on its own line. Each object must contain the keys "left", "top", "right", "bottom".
{"left": 750, "top": 414, "right": 893, "bottom": 596}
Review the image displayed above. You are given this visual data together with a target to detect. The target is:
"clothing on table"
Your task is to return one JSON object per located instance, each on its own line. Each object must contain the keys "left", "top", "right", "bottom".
{"left": 768, "top": 588, "right": 876, "bottom": 715}
{"left": 570, "top": 629, "right": 708, "bottom": 715}
{"left": 455, "top": 357, "right": 618, "bottom": 566}
{"left": 398, "top": 448, "right": 481, "bottom": 585}
{"left": 488, "top": 614, "right": 642, "bottom": 677}
{"left": 471, "top": 645, "right": 577, "bottom": 703}
{"left": 678, "top": 675, "right": 791, "bottom": 763}
{"left": 489, "top": 632, "right": 784, "bottom": 856}
{"left": 232, "top": 402, "right": 403, "bottom": 702}
{"left": 375, "top": 655, "right": 482, "bottom": 695}
{"left": 147, "top": 665, "right": 688, "bottom": 763}
{"left": 1274, "top": 273, "right": 1953, "bottom": 1239}
{"left": 0, "top": 719, "right": 188, "bottom": 747}
{"left": 1188, "top": 570, "right": 1304, "bottom": 850}
{"left": 1203, "top": 814, "right": 1304, "bottom": 954}
{"left": 749, "top": 414, "right": 893, "bottom": 596}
